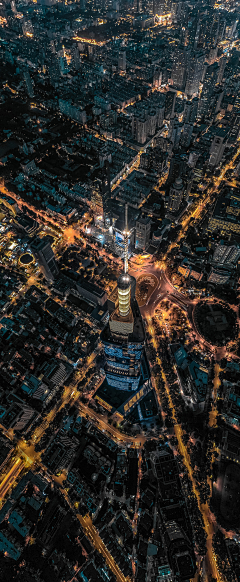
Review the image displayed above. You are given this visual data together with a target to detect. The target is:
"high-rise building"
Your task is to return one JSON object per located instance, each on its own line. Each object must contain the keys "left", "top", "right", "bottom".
{"left": 98, "top": 206, "right": 152, "bottom": 418}
{"left": 186, "top": 13, "right": 199, "bottom": 48}
{"left": 168, "top": 177, "right": 185, "bottom": 213}
{"left": 165, "top": 91, "right": 176, "bottom": 120}
{"left": 181, "top": 122, "right": 193, "bottom": 148}
{"left": 71, "top": 46, "right": 81, "bottom": 71}
{"left": 11, "top": 0, "right": 17, "bottom": 13}
{"left": 132, "top": 111, "right": 148, "bottom": 144}
{"left": 118, "top": 51, "right": 126, "bottom": 72}
{"left": 185, "top": 50, "right": 205, "bottom": 97}
{"left": 23, "top": 69, "right": 34, "bottom": 98}
{"left": 188, "top": 151, "right": 199, "bottom": 168}
{"left": 218, "top": 15, "right": 226, "bottom": 42}
{"left": 58, "top": 55, "right": 69, "bottom": 76}
{"left": 135, "top": 216, "right": 151, "bottom": 250}
{"left": 227, "top": 96, "right": 240, "bottom": 137}
{"left": 189, "top": 97, "right": 199, "bottom": 122}
{"left": 208, "top": 128, "right": 227, "bottom": 167}
{"left": 48, "top": 51, "right": 60, "bottom": 86}
{"left": 168, "top": 153, "right": 186, "bottom": 184}
{"left": 153, "top": 66, "right": 162, "bottom": 88}
{"left": 201, "top": 16, "right": 213, "bottom": 50}
{"left": 210, "top": 13, "right": 220, "bottom": 48}
{"left": 171, "top": 46, "right": 190, "bottom": 92}
{"left": 169, "top": 119, "right": 182, "bottom": 150}
{"left": 197, "top": 62, "right": 219, "bottom": 118}
{"left": 30, "top": 237, "right": 59, "bottom": 282}
{"left": 183, "top": 97, "right": 199, "bottom": 123}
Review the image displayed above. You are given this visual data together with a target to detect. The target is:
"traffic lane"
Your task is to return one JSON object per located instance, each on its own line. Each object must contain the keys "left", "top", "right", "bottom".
{"left": 76, "top": 400, "right": 144, "bottom": 446}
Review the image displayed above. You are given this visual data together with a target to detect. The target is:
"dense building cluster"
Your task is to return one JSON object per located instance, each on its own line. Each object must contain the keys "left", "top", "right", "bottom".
{"left": 0, "top": 0, "right": 240, "bottom": 580}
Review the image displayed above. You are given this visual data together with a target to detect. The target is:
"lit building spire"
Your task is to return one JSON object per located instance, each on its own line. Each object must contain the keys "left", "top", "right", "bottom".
{"left": 116, "top": 203, "right": 131, "bottom": 320}
{"left": 124, "top": 203, "right": 128, "bottom": 275}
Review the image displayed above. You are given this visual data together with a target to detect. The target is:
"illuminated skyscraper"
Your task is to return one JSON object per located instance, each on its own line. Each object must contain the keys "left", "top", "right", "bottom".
{"left": 98, "top": 205, "right": 152, "bottom": 418}
{"left": 109, "top": 205, "right": 135, "bottom": 338}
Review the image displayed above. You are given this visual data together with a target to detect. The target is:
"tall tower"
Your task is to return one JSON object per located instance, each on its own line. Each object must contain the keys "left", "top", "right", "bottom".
{"left": 30, "top": 237, "right": 59, "bottom": 282}
{"left": 110, "top": 205, "right": 133, "bottom": 335}
{"left": 100, "top": 204, "right": 151, "bottom": 403}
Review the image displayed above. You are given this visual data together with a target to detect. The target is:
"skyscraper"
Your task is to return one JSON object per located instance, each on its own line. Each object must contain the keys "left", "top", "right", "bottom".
{"left": 197, "top": 62, "right": 219, "bottom": 118}
{"left": 135, "top": 216, "right": 151, "bottom": 250}
{"left": 30, "top": 237, "right": 59, "bottom": 282}
{"left": 186, "top": 13, "right": 199, "bottom": 48}
{"left": 170, "top": 119, "right": 183, "bottom": 150}
{"left": 118, "top": 51, "right": 126, "bottom": 72}
{"left": 23, "top": 69, "right": 34, "bottom": 98}
{"left": 98, "top": 206, "right": 152, "bottom": 418}
{"left": 168, "top": 153, "right": 186, "bottom": 184}
{"left": 181, "top": 122, "right": 193, "bottom": 148}
{"left": 168, "top": 177, "right": 185, "bottom": 213}
{"left": 208, "top": 128, "right": 227, "bottom": 167}
{"left": 171, "top": 46, "right": 190, "bottom": 92}
{"left": 109, "top": 205, "right": 135, "bottom": 339}
{"left": 185, "top": 50, "right": 205, "bottom": 97}
{"left": 189, "top": 97, "right": 199, "bottom": 122}
{"left": 183, "top": 97, "right": 198, "bottom": 123}
{"left": 217, "top": 56, "right": 227, "bottom": 84}
{"left": 165, "top": 91, "right": 176, "bottom": 120}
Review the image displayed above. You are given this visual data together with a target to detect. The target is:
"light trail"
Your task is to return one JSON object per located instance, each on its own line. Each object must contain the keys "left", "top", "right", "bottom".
{"left": 209, "top": 364, "right": 221, "bottom": 428}
{"left": 31, "top": 348, "right": 101, "bottom": 444}
{"left": 76, "top": 400, "right": 145, "bottom": 447}
{"left": 147, "top": 315, "right": 221, "bottom": 582}
{"left": 0, "top": 458, "right": 25, "bottom": 502}
{"left": 78, "top": 514, "right": 131, "bottom": 582}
